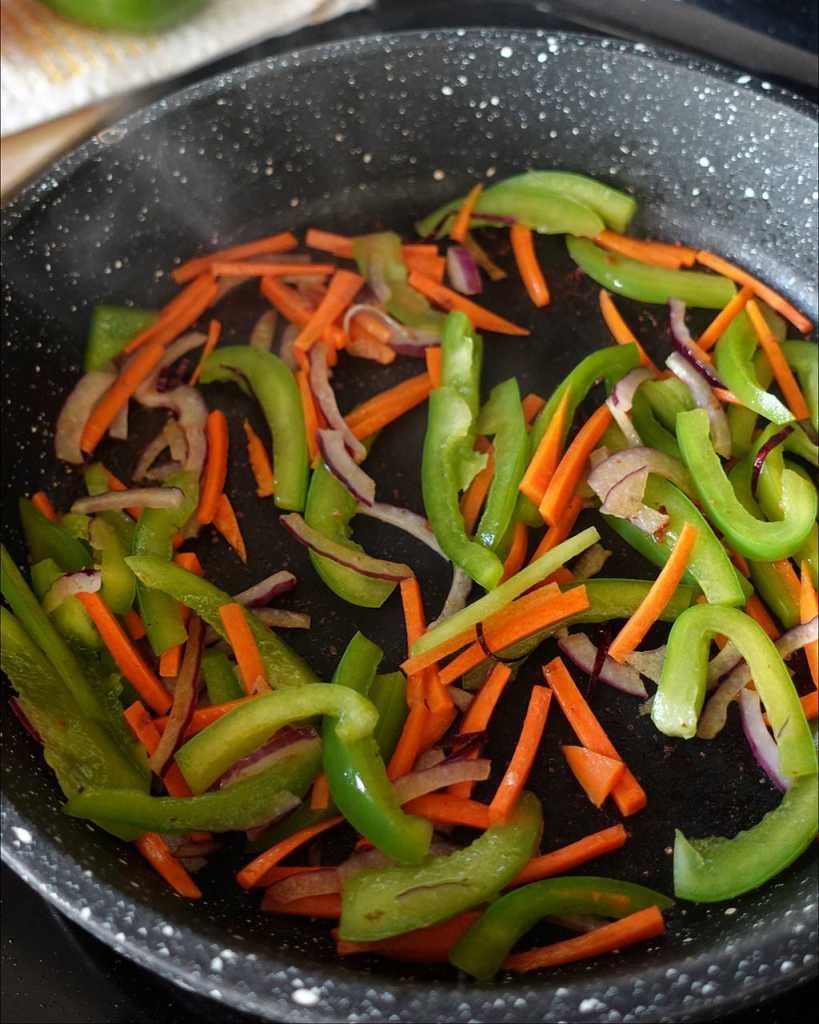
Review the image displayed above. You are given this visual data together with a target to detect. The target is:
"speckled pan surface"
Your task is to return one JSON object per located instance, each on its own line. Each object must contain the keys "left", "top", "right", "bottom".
{"left": 2, "top": 27, "right": 818, "bottom": 1024}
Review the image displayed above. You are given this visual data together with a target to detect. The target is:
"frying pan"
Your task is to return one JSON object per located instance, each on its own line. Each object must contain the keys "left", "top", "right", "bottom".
{"left": 2, "top": 27, "right": 817, "bottom": 1024}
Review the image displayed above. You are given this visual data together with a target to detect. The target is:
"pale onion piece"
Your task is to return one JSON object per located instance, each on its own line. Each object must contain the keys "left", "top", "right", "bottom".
{"left": 233, "top": 571, "right": 297, "bottom": 608}
{"left": 600, "top": 466, "right": 649, "bottom": 518}
{"left": 318, "top": 429, "right": 376, "bottom": 506}
{"left": 309, "top": 343, "right": 366, "bottom": 462}
{"left": 71, "top": 487, "right": 183, "bottom": 515}
{"left": 280, "top": 513, "right": 413, "bottom": 581}
{"left": 557, "top": 631, "right": 647, "bottom": 697}
{"left": 666, "top": 352, "right": 731, "bottom": 458}
{"left": 357, "top": 501, "right": 446, "bottom": 558}
{"left": 42, "top": 570, "right": 101, "bottom": 613}
{"left": 55, "top": 370, "right": 116, "bottom": 464}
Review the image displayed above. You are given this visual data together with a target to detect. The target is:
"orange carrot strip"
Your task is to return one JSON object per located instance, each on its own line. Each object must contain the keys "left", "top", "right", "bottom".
{"left": 158, "top": 642, "right": 183, "bottom": 679}
{"left": 297, "top": 368, "right": 321, "bottom": 463}
{"left": 403, "top": 793, "right": 491, "bottom": 830}
{"left": 260, "top": 277, "right": 345, "bottom": 348}
{"left": 125, "top": 275, "right": 219, "bottom": 354}
{"left": 425, "top": 669, "right": 454, "bottom": 715}
{"left": 351, "top": 309, "right": 392, "bottom": 344}
{"left": 404, "top": 250, "right": 446, "bottom": 282}
{"left": 545, "top": 565, "right": 576, "bottom": 586}
{"left": 598, "top": 290, "right": 658, "bottom": 372}
{"left": 746, "top": 299, "right": 811, "bottom": 420}
{"left": 305, "top": 229, "right": 354, "bottom": 258}
{"left": 419, "top": 705, "right": 458, "bottom": 751}
{"left": 77, "top": 592, "right": 171, "bottom": 714}
{"left": 173, "top": 231, "right": 298, "bottom": 284}
{"left": 237, "top": 816, "right": 344, "bottom": 889}
{"left": 261, "top": 893, "right": 342, "bottom": 918}
{"left": 519, "top": 388, "right": 572, "bottom": 505}
{"left": 400, "top": 576, "right": 427, "bottom": 650}
{"left": 562, "top": 746, "right": 626, "bottom": 808}
{"left": 608, "top": 522, "right": 698, "bottom": 663}
{"left": 729, "top": 548, "right": 751, "bottom": 578}
{"left": 698, "top": 285, "right": 754, "bottom": 351}
{"left": 696, "top": 251, "right": 812, "bottom": 334}
{"left": 154, "top": 697, "right": 255, "bottom": 738}
{"left": 403, "top": 243, "right": 439, "bottom": 258}
{"left": 174, "top": 552, "right": 203, "bottom": 576}
{"left": 450, "top": 183, "right": 484, "bottom": 244}
{"left": 765, "top": 690, "right": 818, "bottom": 727}
{"left": 544, "top": 656, "right": 646, "bottom": 816}
{"left": 459, "top": 663, "right": 513, "bottom": 733}
{"left": 122, "top": 701, "right": 198, "bottom": 801}
{"left": 538, "top": 403, "right": 613, "bottom": 526}
{"left": 488, "top": 686, "right": 551, "bottom": 823}
{"left": 504, "top": 905, "right": 665, "bottom": 973}
{"left": 188, "top": 318, "right": 221, "bottom": 387}
{"left": 744, "top": 594, "right": 781, "bottom": 641}
{"left": 242, "top": 418, "right": 275, "bottom": 497}
{"left": 335, "top": 911, "right": 481, "bottom": 963}
{"left": 387, "top": 703, "right": 429, "bottom": 780}
{"left": 521, "top": 392, "right": 545, "bottom": 424}
{"left": 511, "top": 824, "right": 629, "bottom": 887}
{"left": 461, "top": 443, "right": 495, "bottom": 534}
{"left": 801, "top": 561, "right": 819, "bottom": 688}
{"left": 213, "top": 493, "right": 247, "bottom": 563}
{"left": 135, "top": 832, "right": 201, "bottom": 898}
{"left": 501, "top": 522, "right": 528, "bottom": 582}
{"left": 31, "top": 491, "right": 58, "bottom": 522}
{"left": 595, "top": 231, "right": 693, "bottom": 269}
{"left": 408, "top": 270, "right": 529, "bottom": 336}
{"left": 101, "top": 467, "right": 142, "bottom": 519}
{"left": 310, "top": 773, "right": 331, "bottom": 811}
{"left": 219, "top": 602, "right": 267, "bottom": 694}
{"left": 80, "top": 342, "right": 166, "bottom": 454}
{"left": 196, "top": 409, "right": 229, "bottom": 525}
{"left": 510, "top": 224, "right": 550, "bottom": 307}
{"left": 122, "top": 609, "right": 146, "bottom": 640}
{"left": 293, "top": 269, "right": 364, "bottom": 355}
{"left": 531, "top": 494, "right": 585, "bottom": 562}
{"left": 425, "top": 346, "right": 442, "bottom": 388}
{"left": 159, "top": 557, "right": 202, "bottom": 680}
{"left": 770, "top": 559, "right": 803, "bottom": 612}
{"left": 210, "top": 261, "right": 335, "bottom": 278}
{"left": 345, "top": 373, "right": 433, "bottom": 440}
{"left": 712, "top": 387, "right": 741, "bottom": 405}
{"left": 347, "top": 329, "right": 396, "bottom": 364}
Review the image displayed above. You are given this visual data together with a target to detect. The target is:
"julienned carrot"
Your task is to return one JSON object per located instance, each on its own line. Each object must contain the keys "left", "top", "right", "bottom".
{"left": 219, "top": 602, "right": 267, "bottom": 694}
{"left": 425, "top": 346, "right": 442, "bottom": 388}
{"left": 698, "top": 285, "right": 754, "bottom": 351}
{"left": 351, "top": 308, "right": 392, "bottom": 344}
{"left": 297, "top": 368, "right": 321, "bottom": 463}
{"left": 545, "top": 565, "right": 576, "bottom": 586}
{"left": 154, "top": 696, "right": 255, "bottom": 738}
{"left": 172, "top": 231, "right": 298, "bottom": 284}
{"left": 595, "top": 231, "right": 695, "bottom": 269}
{"left": 504, "top": 905, "right": 665, "bottom": 973}
{"left": 122, "top": 701, "right": 196, "bottom": 800}
{"left": 408, "top": 271, "right": 529, "bottom": 336}
{"left": 77, "top": 592, "right": 171, "bottom": 714}
{"left": 102, "top": 466, "right": 142, "bottom": 519}
{"left": 538, "top": 403, "right": 613, "bottom": 526}
{"left": 188, "top": 318, "right": 221, "bottom": 386}
{"left": 712, "top": 387, "right": 741, "bottom": 405}
{"left": 744, "top": 594, "right": 780, "bottom": 641}
{"left": 501, "top": 522, "right": 528, "bottom": 582}
{"left": 511, "top": 824, "right": 629, "bottom": 887}
{"left": 346, "top": 329, "right": 396, "bottom": 364}
{"left": 237, "top": 816, "right": 344, "bottom": 889}
{"left": 425, "top": 667, "right": 454, "bottom": 714}
{"left": 209, "top": 261, "right": 335, "bottom": 279}
{"left": 135, "top": 832, "right": 202, "bottom": 898}
{"left": 387, "top": 703, "right": 429, "bottom": 780}
{"left": 801, "top": 561, "right": 818, "bottom": 688}
{"left": 125, "top": 275, "right": 219, "bottom": 354}
{"left": 769, "top": 558, "right": 803, "bottom": 611}
{"left": 460, "top": 441, "right": 495, "bottom": 533}
{"left": 158, "top": 629, "right": 185, "bottom": 678}
{"left": 402, "top": 243, "right": 439, "bottom": 258}
{"left": 562, "top": 746, "right": 626, "bottom": 809}
{"left": 449, "top": 662, "right": 513, "bottom": 799}
{"left": 765, "top": 690, "right": 818, "bottom": 727}
{"left": 521, "top": 392, "right": 545, "bottom": 424}
{"left": 310, "top": 773, "right": 331, "bottom": 811}
{"left": 608, "top": 522, "right": 698, "bottom": 663}
{"left": 404, "top": 250, "right": 446, "bottom": 282}
{"left": 729, "top": 548, "right": 751, "bottom": 578}
{"left": 530, "top": 494, "right": 585, "bottom": 562}
{"left": 174, "top": 551, "right": 204, "bottom": 576}
{"left": 543, "top": 656, "right": 646, "bottom": 816}
{"left": 293, "top": 269, "right": 364, "bottom": 355}
{"left": 510, "top": 224, "right": 550, "bottom": 307}
{"left": 519, "top": 388, "right": 572, "bottom": 505}
{"left": 450, "top": 183, "right": 484, "bottom": 243}
{"left": 242, "top": 419, "right": 275, "bottom": 497}
{"left": 196, "top": 409, "right": 229, "bottom": 525}
{"left": 261, "top": 893, "right": 342, "bottom": 918}
{"left": 745, "top": 299, "right": 811, "bottom": 420}
{"left": 80, "top": 342, "right": 166, "bottom": 454}
{"left": 345, "top": 373, "right": 433, "bottom": 440}
{"left": 122, "top": 609, "right": 146, "bottom": 640}
{"left": 213, "top": 493, "right": 247, "bottom": 563}
{"left": 419, "top": 705, "right": 458, "bottom": 751}
{"left": 489, "top": 686, "right": 551, "bottom": 823}
{"left": 31, "top": 491, "right": 57, "bottom": 522}
{"left": 260, "top": 278, "right": 346, "bottom": 349}
{"left": 598, "top": 290, "right": 657, "bottom": 372}
{"left": 696, "top": 250, "right": 813, "bottom": 334}
{"left": 305, "top": 229, "right": 354, "bottom": 258}
{"left": 462, "top": 231, "right": 507, "bottom": 282}
{"left": 403, "top": 793, "right": 491, "bottom": 830}
{"left": 335, "top": 912, "right": 481, "bottom": 963}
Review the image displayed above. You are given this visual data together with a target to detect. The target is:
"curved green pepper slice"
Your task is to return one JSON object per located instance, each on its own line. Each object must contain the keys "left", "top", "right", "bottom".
{"left": 83, "top": 304, "right": 158, "bottom": 372}
{"left": 715, "top": 308, "right": 793, "bottom": 425}
{"left": 370, "top": 672, "right": 408, "bottom": 761}
{"left": 353, "top": 232, "right": 445, "bottom": 334}
{"left": 630, "top": 390, "right": 682, "bottom": 460}
{"left": 475, "top": 378, "right": 528, "bottom": 550}
{"left": 201, "top": 649, "right": 244, "bottom": 704}
{"left": 782, "top": 340, "right": 818, "bottom": 432}
{"left": 19, "top": 497, "right": 92, "bottom": 573}
{"left": 30, "top": 558, "right": 102, "bottom": 651}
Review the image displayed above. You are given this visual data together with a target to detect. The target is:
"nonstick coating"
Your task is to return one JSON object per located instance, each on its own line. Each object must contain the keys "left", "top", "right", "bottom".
{"left": 2, "top": 28, "right": 817, "bottom": 1024}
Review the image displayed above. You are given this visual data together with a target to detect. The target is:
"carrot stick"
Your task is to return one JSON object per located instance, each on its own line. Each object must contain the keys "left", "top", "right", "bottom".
{"left": 519, "top": 388, "right": 572, "bottom": 505}
{"left": 744, "top": 594, "right": 781, "bottom": 641}
{"left": 543, "top": 656, "right": 646, "bottom": 816}
{"left": 335, "top": 912, "right": 481, "bottom": 963}
{"left": 521, "top": 392, "right": 545, "bottom": 424}
{"left": 387, "top": 703, "right": 429, "bottom": 780}
{"left": 260, "top": 278, "right": 346, "bottom": 349}
{"left": 746, "top": 299, "right": 811, "bottom": 420}
{"left": 545, "top": 565, "right": 576, "bottom": 586}
{"left": 172, "top": 231, "right": 298, "bottom": 284}
{"left": 125, "top": 275, "right": 219, "bottom": 354}
{"left": 403, "top": 793, "right": 491, "bottom": 830}
{"left": 351, "top": 308, "right": 393, "bottom": 344}
{"left": 219, "top": 602, "right": 267, "bottom": 694}
{"left": 595, "top": 231, "right": 694, "bottom": 269}
{"left": 696, "top": 250, "right": 812, "bottom": 334}
{"left": 135, "top": 832, "right": 202, "bottom": 898}
{"left": 488, "top": 686, "right": 551, "bottom": 824}
{"left": 801, "top": 561, "right": 819, "bottom": 688}
{"left": 101, "top": 466, "right": 142, "bottom": 519}
{"left": 770, "top": 558, "right": 803, "bottom": 613}
{"left": 158, "top": 638, "right": 184, "bottom": 679}
{"left": 531, "top": 494, "right": 585, "bottom": 561}
{"left": 345, "top": 373, "right": 433, "bottom": 440}
{"left": 77, "top": 592, "right": 171, "bottom": 714}
{"left": 305, "top": 229, "right": 354, "bottom": 258}
{"left": 310, "top": 773, "right": 331, "bottom": 811}
{"left": 562, "top": 746, "right": 625, "bottom": 808}
{"left": 346, "top": 329, "right": 396, "bottom": 364}
{"left": 80, "top": 342, "right": 166, "bottom": 454}
{"left": 425, "top": 346, "right": 442, "bottom": 388}
{"left": 237, "top": 816, "right": 344, "bottom": 889}
{"left": 449, "top": 662, "right": 513, "bottom": 799}
{"left": 510, "top": 224, "right": 550, "bottom": 307}
{"left": 212, "top": 493, "right": 247, "bottom": 563}
{"left": 461, "top": 443, "right": 495, "bottom": 534}
{"left": 154, "top": 697, "right": 255, "bottom": 738}
{"left": 450, "top": 183, "right": 484, "bottom": 244}
{"left": 196, "top": 409, "right": 229, "bottom": 524}
{"left": 261, "top": 893, "right": 342, "bottom": 918}
{"left": 608, "top": 522, "right": 698, "bottom": 663}
{"left": 698, "top": 285, "right": 754, "bottom": 351}
{"left": 122, "top": 609, "right": 146, "bottom": 640}
{"left": 405, "top": 252, "right": 446, "bottom": 283}
{"left": 425, "top": 670, "right": 454, "bottom": 715}
{"left": 293, "top": 269, "right": 364, "bottom": 356}
{"left": 210, "top": 261, "right": 335, "bottom": 279}
{"left": 419, "top": 705, "right": 458, "bottom": 751}
{"left": 511, "top": 824, "right": 629, "bottom": 887}
{"left": 242, "top": 418, "right": 275, "bottom": 497}
{"left": 408, "top": 271, "right": 529, "bottom": 336}
{"left": 539, "top": 404, "right": 613, "bottom": 526}
{"left": 123, "top": 701, "right": 199, "bottom": 801}
{"left": 765, "top": 690, "right": 817, "bottom": 727}
{"left": 31, "top": 491, "right": 58, "bottom": 522}
{"left": 501, "top": 522, "right": 528, "bottom": 582}
{"left": 188, "top": 318, "right": 221, "bottom": 387}
{"left": 598, "top": 290, "right": 658, "bottom": 372}
{"left": 712, "top": 387, "right": 741, "bottom": 405}
{"left": 461, "top": 231, "right": 507, "bottom": 282}
{"left": 504, "top": 905, "right": 665, "bottom": 973}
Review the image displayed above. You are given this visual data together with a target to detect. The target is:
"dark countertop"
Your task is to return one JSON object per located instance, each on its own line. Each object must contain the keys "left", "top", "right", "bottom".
{"left": 2, "top": 2, "right": 817, "bottom": 1022}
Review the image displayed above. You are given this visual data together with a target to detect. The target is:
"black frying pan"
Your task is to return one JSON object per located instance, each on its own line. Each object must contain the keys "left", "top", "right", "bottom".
{"left": 2, "top": 28, "right": 817, "bottom": 1024}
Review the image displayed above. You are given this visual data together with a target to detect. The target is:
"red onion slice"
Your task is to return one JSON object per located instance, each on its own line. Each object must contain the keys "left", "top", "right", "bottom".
{"left": 429, "top": 567, "right": 473, "bottom": 631}
{"left": 233, "top": 571, "right": 297, "bottom": 608}
{"left": 572, "top": 543, "right": 611, "bottom": 579}
{"left": 628, "top": 506, "right": 669, "bottom": 536}
{"left": 318, "top": 429, "right": 376, "bottom": 506}
{"left": 446, "top": 245, "right": 482, "bottom": 296}
{"left": 606, "top": 397, "right": 643, "bottom": 447}
{"left": 244, "top": 791, "right": 302, "bottom": 842}
{"left": 250, "top": 310, "right": 277, "bottom": 352}
{"left": 309, "top": 343, "right": 366, "bottom": 463}
{"left": 9, "top": 698, "right": 43, "bottom": 743}
{"left": 669, "top": 298, "right": 723, "bottom": 388}
{"left": 279, "top": 323, "right": 300, "bottom": 370}
{"left": 149, "top": 617, "right": 204, "bottom": 776}
{"left": 393, "top": 757, "right": 491, "bottom": 805}
{"left": 342, "top": 304, "right": 439, "bottom": 356}
{"left": 55, "top": 370, "right": 116, "bottom": 464}
{"left": 706, "top": 641, "right": 743, "bottom": 690}
{"left": 109, "top": 400, "right": 129, "bottom": 441}
{"left": 134, "top": 422, "right": 174, "bottom": 481}
{"left": 624, "top": 645, "right": 667, "bottom": 685}
{"left": 599, "top": 466, "right": 649, "bottom": 518}
{"left": 357, "top": 502, "right": 445, "bottom": 557}
{"left": 266, "top": 868, "right": 341, "bottom": 904}
{"left": 739, "top": 687, "right": 790, "bottom": 792}
{"left": 588, "top": 447, "right": 693, "bottom": 502}
{"left": 448, "top": 686, "right": 474, "bottom": 713}
{"left": 556, "top": 630, "right": 647, "bottom": 697}
{"left": 136, "top": 384, "right": 207, "bottom": 476}
{"left": 41, "top": 570, "right": 101, "bottom": 614}
{"left": 253, "top": 609, "right": 311, "bottom": 630}
{"left": 217, "top": 726, "right": 319, "bottom": 789}
{"left": 607, "top": 367, "right": 653, "bottom": 447}
{"left": 667, "top": 352, "right": 731, "bottom": 458}
{"left": 280, "top": 513, "right": 413, "bottom": 581}
{"left": 751, "top": 426, "right": 795, "bottom": 496}
{"left": 71, "top": 487, "right": 183, "bottom": 515}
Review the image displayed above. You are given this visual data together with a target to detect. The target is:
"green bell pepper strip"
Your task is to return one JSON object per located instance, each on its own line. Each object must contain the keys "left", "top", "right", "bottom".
{"left": 439, "top": 311, "right": 487, "bottom": 491}
{"left": 715, "top": 309, "right": 793, "bottom": 425}
{"left": 42, "top": 0, "right": 205, "bottom": 33}
{"left": 323, "top": 633, "right": 432, "bottom": 865}
{"left": 61, "top": 514, "right": 91, "bottom": 542}
{"left": 304, "top": 458, "right": 395, "bottom": 608}
{"left": 339, "top": 791, "right": 543, "bottom": 942}
{"left": 475, "top": 378, "right": 528, "bottom": 551}
{"left": 370, "top": 672, "right": 408, "bottom": 761}
{"left": 175, "top": 683, "right": 377, "bottom": 795}
{"left": 89, "top": 517, "right": 135, "bottom": 615}
{"left": 83, "top": 462, "right": 135, "bottom": 547}
{"left": 201, "top": 649, "right": 244, "bottom": 704}
{"left": 450, "top": 876, "right": 673, "bottom": 980}
{"left": 30, "top": 558, "right": 102, "bottom": 651}
{"left": 677, "top": 408, "right": 816, "bottom": 560}
{"left": 246, "top": 803, "right": 336, "bottom": 855}
{"left": 567, "top": 236, "right": 736, "bottom": 308}
{"left": 782, "top": 340, "right": 819, "bottom": 432}
{"left": 131, "top": 472, "right": 198, "bottom": 656}
{"left": 124, "top": 554, "right": 318, "bottom": 690}
{"left": 605, "top": 474, "right": 748, "bottom": 606}
{"left": 640, "top": 377, "right": 695, "bottom": 431}
{"left": 64, "top": 740, "right": 322, "bottom": 833}
{"left": 727, "top": 350, "right": 772, "bottom": 458}
{"left": 353, "top": 232, "right": 446, "bottom": 335}
{"left": 18, "top": 498, "right": 92, "bottom": 573}
{"left": 83, "top": 305, "right": 158, "bottom": 372}
{"left": 674, "top": 768, "right": 818, "bottom": 902}
{"left": 199, "top": 346, "right": 308, "bottom": 511}
{"left": 652, "top": 604, "right": 815, "bottom": 779}
{"left": 630, "top": 390, "right": 682, "bottom": 460}
{"left": 487, "top": 171, "right": 637, "bottom": 231}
